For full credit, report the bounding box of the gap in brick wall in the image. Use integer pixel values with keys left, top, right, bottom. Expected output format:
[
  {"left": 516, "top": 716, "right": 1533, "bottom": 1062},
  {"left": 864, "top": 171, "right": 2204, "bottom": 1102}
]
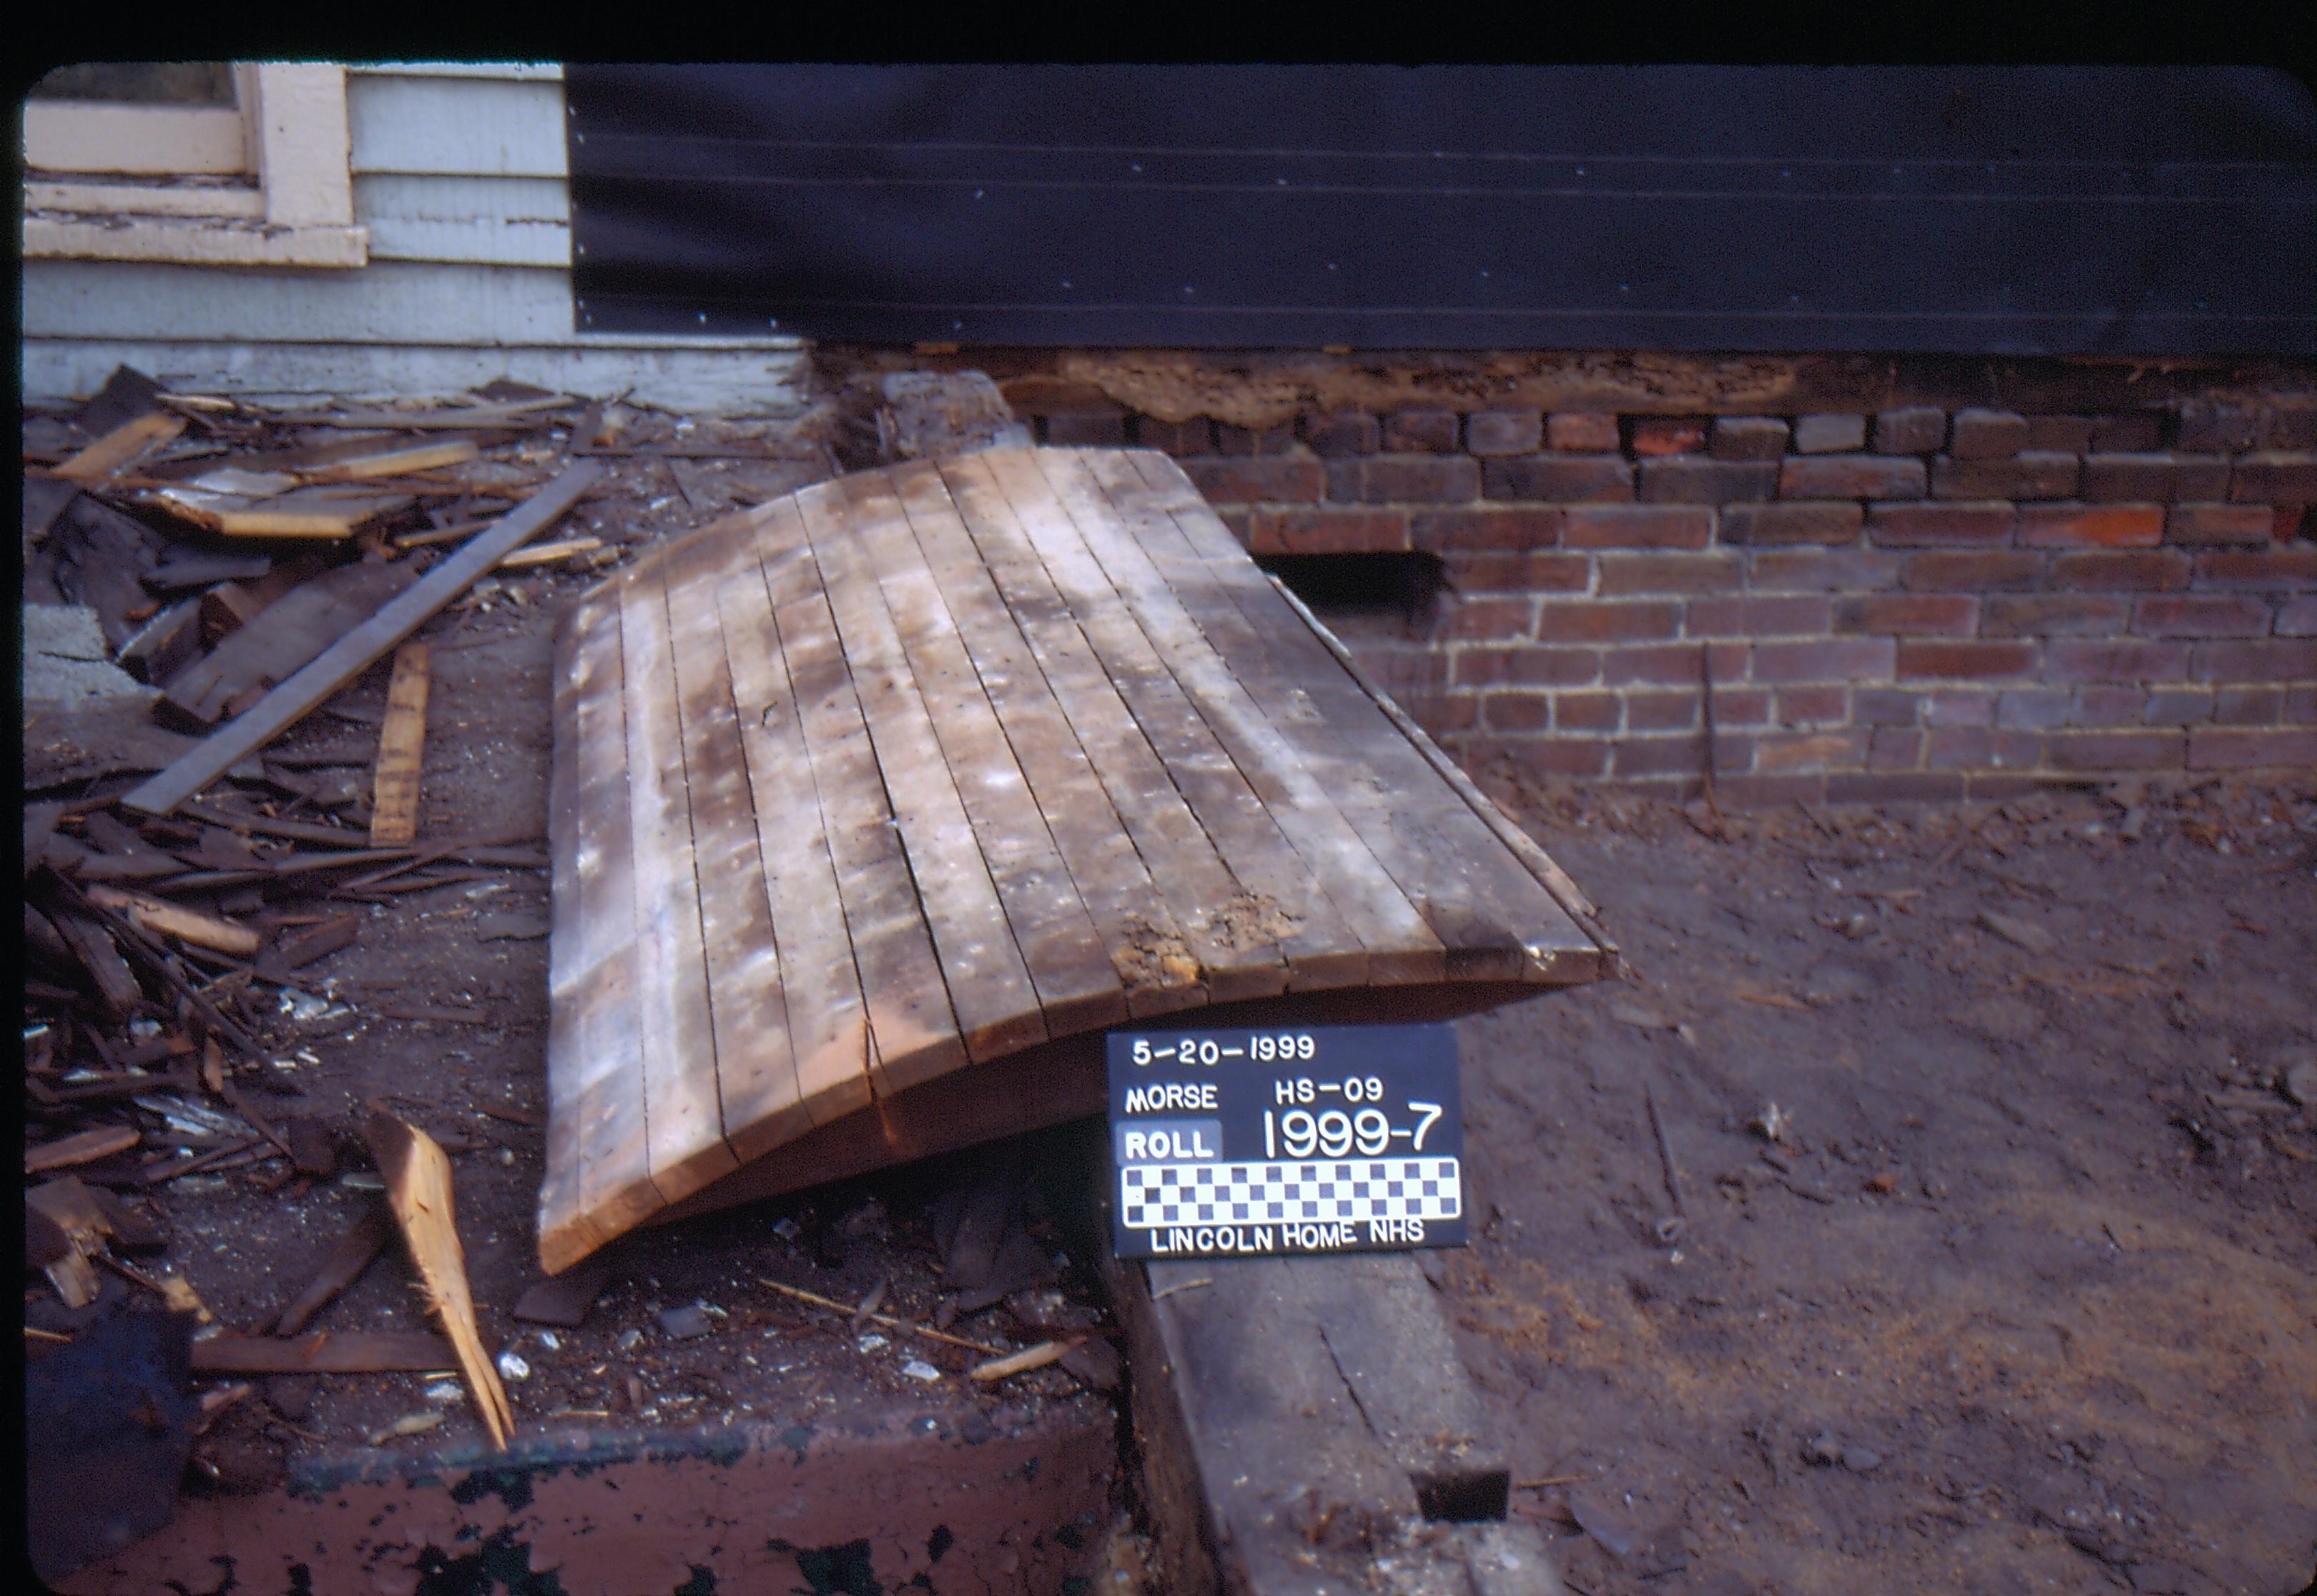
[{"left": 1258, "top": 551, "right": 1446, "bottom": 640}]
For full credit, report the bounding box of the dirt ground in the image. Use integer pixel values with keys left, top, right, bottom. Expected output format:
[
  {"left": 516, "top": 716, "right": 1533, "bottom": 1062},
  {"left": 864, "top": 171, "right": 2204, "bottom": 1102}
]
[{"left": 1444, "top": 771, "right": 2317, "bottom": 1596}]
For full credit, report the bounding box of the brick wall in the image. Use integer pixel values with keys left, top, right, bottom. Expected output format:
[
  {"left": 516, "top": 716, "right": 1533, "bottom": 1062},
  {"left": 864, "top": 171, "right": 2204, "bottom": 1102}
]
[{"left": 1035, "top": 395, "right": 2316, "bottom": 802}]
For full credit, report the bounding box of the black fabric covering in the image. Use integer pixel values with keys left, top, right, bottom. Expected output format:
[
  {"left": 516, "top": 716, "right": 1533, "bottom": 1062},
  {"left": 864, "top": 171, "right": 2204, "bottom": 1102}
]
[{"left": 566, "top": 66, "right": 2317, "bottom": 354}]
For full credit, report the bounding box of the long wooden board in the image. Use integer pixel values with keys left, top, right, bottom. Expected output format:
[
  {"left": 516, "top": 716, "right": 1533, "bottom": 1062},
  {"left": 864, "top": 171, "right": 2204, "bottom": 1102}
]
[{"left": 368, "top": 643, "right": 431, "bottom": 847}]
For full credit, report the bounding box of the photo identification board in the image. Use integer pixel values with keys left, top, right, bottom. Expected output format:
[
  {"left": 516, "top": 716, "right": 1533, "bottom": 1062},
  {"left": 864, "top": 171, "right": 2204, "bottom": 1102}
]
[{"left": 1106, "top": 1024, "right": 1466, "bottom": 1260}]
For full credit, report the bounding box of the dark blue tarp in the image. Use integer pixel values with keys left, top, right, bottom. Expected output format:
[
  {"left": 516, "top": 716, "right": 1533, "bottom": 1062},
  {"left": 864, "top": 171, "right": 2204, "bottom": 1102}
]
[{"left": 564, "top": 66, "right": 2317, "bottom": 354}]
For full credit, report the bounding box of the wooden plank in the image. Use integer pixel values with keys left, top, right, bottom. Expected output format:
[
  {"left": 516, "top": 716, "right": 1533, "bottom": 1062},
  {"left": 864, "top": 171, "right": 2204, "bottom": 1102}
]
[
  {"left": 52, "top": 410, "right": 185, "bottom": 483},
  {"left": 741, "top": 504, "right": 965, "bottom": 1100},
  {"left": 122, "top": 462, "right": 603, "bottom": 817},
  {"left": 368, "top": 642, "right": 431, "bottom": 846},
  {"left": 792, "top": 481, "right": 1049, "bottom": 1071},
  {"left": 159, "top": 561, "right": 423, "bottom": 730},
  {"left": 615, "top": 560, "right": 740, "bottom": 1206},
  {"left": 973, "top": 449, "right": 1377, "bottom": 992},
  {"left": 659, "top": 531, "right": 812, "bottom": 1164},
  {"left": 847, "top": 468, "right": 1128, "bottom": 1039},
  {"left": 83, "top": 886, "right": 260, "bottom": 958},
  {"left": 893, "top": 460, "right": 1214, "bottom": 1019},
  {"left": 298, "top": 438, "right": 480, "bottom": 482},
  {"left": 712, "top": 516, "right": 878, "bottom": 1129}
]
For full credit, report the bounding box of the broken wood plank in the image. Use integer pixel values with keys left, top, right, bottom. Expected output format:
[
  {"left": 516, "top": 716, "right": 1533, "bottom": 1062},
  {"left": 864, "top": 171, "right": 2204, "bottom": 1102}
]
[
  {"left": 84, "top": 885, "right": 260, "bottom": 957},
  {"left": 189, "top": 1330, "right": 463, "bottom": 1375},
  {"left": 51, "top": 910, "right": 144, "bottom": 1015},
  {"left": 273, "top": 1203, "right": 394, "bottom": 1336},
  {"left": 54, "top": 410, "right": 186, "bottom": 483},
  {"left": 26, "top": 1125, "right": 142, "bottom": 1175},
  {"left": 161, "top": 560, "right": 423, "bottom": 730},
  {"left": 368, "top": 643, "right": 431, "bottom": 845},
  {"left": 297, "top": 438, "right": 480, "bottom": 482},
  {"left": 122, "top": 462, "right": 604, "bottom": 816},
  {"left": 496, "top": 536, "right": 604, "bottom": 570},
  {"left": 253, "top": 915, "right": 360, "bottom": 984}
]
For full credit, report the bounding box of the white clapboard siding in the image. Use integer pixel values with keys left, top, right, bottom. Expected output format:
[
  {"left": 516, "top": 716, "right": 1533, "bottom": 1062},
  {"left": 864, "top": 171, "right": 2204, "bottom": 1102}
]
[
  {"left": 346, "top": 62, "right": 564, "bottom": 82},
  {"left": 348, "top": 74, "right": 568, "bottom": 178},
  {"left": 356, "top": 175, "right": 570, "bottom": 267}
]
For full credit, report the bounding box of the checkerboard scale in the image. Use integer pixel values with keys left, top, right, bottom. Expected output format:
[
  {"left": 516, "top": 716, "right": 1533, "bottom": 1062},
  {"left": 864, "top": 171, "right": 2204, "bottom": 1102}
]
[{"left": 1119, "top": 1159, "right": 1462, "bottom": 1229}]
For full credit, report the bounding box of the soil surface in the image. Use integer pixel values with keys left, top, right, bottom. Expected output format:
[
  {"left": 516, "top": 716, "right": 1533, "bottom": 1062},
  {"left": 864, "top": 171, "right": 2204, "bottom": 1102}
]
[{"left": 1442, "top": 772, "right": 2317, "bottom": 1596}]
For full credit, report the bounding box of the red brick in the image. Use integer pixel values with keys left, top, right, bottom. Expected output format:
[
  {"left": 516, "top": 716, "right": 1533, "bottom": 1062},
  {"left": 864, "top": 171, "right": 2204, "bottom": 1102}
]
[
  {"left": 2017, "top": 503, "right": 2165, "bottom": 548},
  {"left": 1517, "top": 739, "right": 1613, "bottom": 777},
  {"left": 2176, "top": 401, "right": 2262, "bottom": 453},
  {"left": 1535, "top": 601, "right": 1683, "bottom": 642},
  {"left": 2080, "top": 453, "right": 2228, "bottom": 503},
  {"left": 1214, "top": 422, "right": 1295, "bottom": 455},
  {"left": 1964, "top": 772, "right": 2074, "bottom": 801},
  {"left": 2288, "top": 685, "right": 2317, "bottom": 722},
  {"left": 1899, "top": 551, "right": 2042, "bottom": 591},
  {"left": 1181, "top": 455, "right": 1324, "bottom": 504},
  {"left": 2071, "top": 686, "right": 2144, "bottom": 726},
  {"left": 2132, "top": 595, "right": 2273, "bottom": 638},
  {"left": 2189, "top": 639, "right": 2317, "bottom": 681},
  {"left": 2141, "top": 687, "right": 2215, "bottom": 724},
  {"left": 1561, "top": 505, "right": 1713, "bottom": 551},
  {"left": 1718, "top": 503, "right": 1863, "bottom": 545},
  {"left": 2048, "top": 730, "right": 2187, "bottom": 769},
  {"left": 1827, "top": 772, "right": 1967, "bottom": 803},
  {"left": 1410, "top": 507, "right": 1564, "bottom": 551},
  {"left": 1481, "top": 455, "right": 1635, "bottom": 502},
  {"left": 1949, "top": 408, "right": 2030, "bottom": 460},
  {"left": 2281, "top": 596, "right": 2317, "bottom": 636},
  {"left": 2197, "top": 551, "right": 2317, "bottom": 593},
  {"left": 1299, "top": 411, "right": 1376, "bottom": 456},
  {"left": 1868, "top": 501, "right": 2015, "bottom": 546},
  {"left": 1856, "top": 688, "right": 1924, "bottom": 725},
  {"left": 1836, "top": 594, "right": 1979, "bottom": 635},
  {"left": 2044, "top": 639, "right": 2195, "bottom": 683},
  {"left": 1382, "top": 410, "right": 1461, "bottom": 453},
  {"left": 1453, "top": 647, "right": 1601, "bottom": 688},
  {"left": 1924, "top": 690, "right": 1995, "bottom": 726},
  {"left": 2023, "top": 415, "right": 2097, "bottom": 453},
  {"left": 1932, "top": 452, "right": 2080, "bottom": 500},
  {"left": 1638, "top": 458, "right": 1777, "bottom": 505},
  {"left": 1685, "top": 596, "right": 1834, "bottom": 636},
  {"left": 1465, "top": 410, "right": 1543, "bottom": 456},
  {"left": 1792, "top": 415, "right": 1867, "bottom": 454},
  {"left": 1626, "top": 689, "right": 1701, "bottom": 731},
  {"left": 1603, "top": 642, "right": 1748, "bottom": 687},
  {"left": 2090, "top": 413, "right": 2164, "bottom": 451},
  {"left": 1979, "top": 593, "right": 2133, "bottom": 636},
  {"left": 1135, "top": 416, "right": 1212, "bottom": 455},
  {"left": 1869, "top": 726, "right": 1925, "bottom": 768},
  {"left": 2167, "top": 503, "right": 2274, "bottom": 546},
  {"left": 2230, "top": 451, "right": 2317, "bottom": 503},
  {"left": 1212, "top": 507, "right": 1251, "bottom": 544},
  {"left": 1347, "top": 646, "right": 1448, "bottom": 696},
  {"left": 1555, "top": 691, "right": 1623, "bottom": 731},
  {"left": 1710, "top": 416, "right": 1789, "bottom": 461},
  {"left": 1438, "top": 596, "right": 1537, "bottom": 640},
  {"left": 1547, "top": 413, "right": 1620, "bottom": 452},
  {"left": 1780, "top": 455, "right": 1927, "bottom": 500},
  {"left": 2210, "top": 686, "right": 2281, "bottom": 725},
  {"left": 2188, "top": 727, "right": 2317, "bottom": 769},
  {"left": 1753, "top": 548, "right": 1905, "bottom": 590},
  {"left": 1756, "top": 729, "right": 1869, "bottom": 772},
  {"left": 1401, "top": 694, "right": 1480, "bottom": 734},
  {"left": 1775, "top": 686, "right": 1849, "bottom": 724},
  {"left": 1480, "top": 691, "right": 1554, "bottom": 732},
  {"left": 1898, "top": 640, "right": 2038, "bottom": 679},
  {"left": 1440, "top": 552, "right": 1589, "bottom": 593},
  {"left": 1872, "top": 407, "right": 1948, "bottom": 455},
  {"left": 1595, "top": 553, "right": 1743, "bottom": 595},
  {"left": 2050, "top": 551, "right": 2192, "bottom": 591},
  {"left": 1246, "top": 507, "right": 1410, "bottom": 554},
  {"left": 1043, "top": 407, "right": 1128, "bottom": 445},
  {"left": 1632, "top": 418, "right": 1706, "bottom": 456},
  {"left": 1751, "top": 637, "right": 1896, "bottom": 683},
  {"left": 1925, "top": 728, "right": 2045, "bottom": 769},
  {"left": 1330, "top": 455, "right": 1481, "bottom": 504}
]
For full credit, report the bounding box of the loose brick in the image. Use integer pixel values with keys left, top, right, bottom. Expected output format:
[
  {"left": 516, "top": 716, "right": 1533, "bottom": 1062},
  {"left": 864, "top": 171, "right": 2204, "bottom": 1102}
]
[
  {"left": 1855, "top": 688, "right": 1924, "bottom": 725},
  {"left": 2080, "top": 453, "right": 2228, "bottom": 503},
  {"left": 2090, "top": 413, "right": 2164, "bottom": 452},
  {"left": 1869, "top": 726, "right": 1925, "bottom": 769},
  {"left": 1603, "top": 641, "right": 1748, "bottom": 687},
  {"left": 1437, "top": 596, "right": 1538, "bottom": 640},
  {"left": 2165, "top": 503, "right": 2273, "bottom": 547},
  {"left": 1535, "top": 601, "right": 1683, "bottom": 642},
  {"left": 2050, "top": 550, "right": 2191, "bottom": 591},
  {"left": 1775, "top": 686, "right": 1849, "bottom": 725},
  {"left": 1718, "top": 503, "right": 1864, "bottom": 546},
  {"left": 2191, "top": 639, "right": 2317, "bottom": 681},
  {"left": 1872, "top": 406, "right": 1947, "bottom": 455},
  {"left": 2229, "top": 451, "right": 2317, "bottom": 503},
  {"left": 2023, "top": 415, "right": 2097, "bottom": 453},
  {"left": 1868, "top": 501, "right": 2015, "bottom": 546},
  {"left": 1711, "top": 416, "right": 1789, "bottom": 461},
  {"left": 1382, "top": 410, "right": 1461, "bottom": 453},
  {"left": 1625, "top": 689, "right": 1701, "bottom": 731},
  {"left": 1453, "top": 646, "right": 1602, "bottom": 688},
  {"left": 1632, "top": 418, "right": 1707, "bottom": 456},
  {"left": 1981, "top": 593, "right": 2133, "bottom": 636},
  {"left": 1181, "top": 455, "right": 1324, "bottom": 504},
  {"left": 2188, "top": 727, "right": 2317, "bottom": 769},
  {"left": 1754, "top": 548, "right": 1906, "bottom": 590},
  {"left": 1482, "top": 454, "right": 1635, "bottom": 502},
  {"left": 1547, "top": 413, "right": 1620, "bottom": 452},
  {"left": 2017, "top": 503, "right": 2165, "bottom": 548},
  {"left": 1949, "top": 408, "right": 2030, "bottom": 460},
  {"left": 2175, "top": 401, "right": 2261, "bottom": 453},
  {"left": 1410, "top": 507, "right": 1564, "bottom": 552},
  {"left": 1685, "top": 595, "right": 1834, "bottom": 636},
  {"left": 1995, "top": 689, "right": 2072, "bottom": 729},
  {"left": 1792, "top": 414, "right": 1867, "bottom": 454},
  {"left": 2071, "top": 686, "right": 2144, "bottom": 726},
  {"left": 1924, "top": 691, "right": 1996, "bottom": 726},
  {"left": 1214, "top": 422, "right": 1296, "bottom": 455},
  {"left": 1751, "top": 637, "right": 1896, "bottom": 683},
  {"left": 1465, "top": 410, "right": 1543, "bottom": 456},
  {"left": 1043, "top": 407, "right": 1129, "bottom": 445},
  {"left": 1828, "top": 771, "right": 1969, "bottom": 803},
  {"left": 1480, "top": 691, "right": 1554, "bottom": 732},
  {"left": 1780, "top": 455, "right": 1927, "bottom": 501},
  {"left": 2279, "top": 596, "right": 2317, "bottom": 636},
  {"left": 1757, "top": 729, "right": 1869, "bottom": 772},
  {"left": 2139, "top": 689, "right": 2213, "bottom": 725},
  {"left": 2213, "top": 686, "right": 2284, "bottom": 725},
  {"left": 1595, "top": 553, "right": 1744, "bottom": 595},
  {"left": 1135, "top": 416, "right": 1213, "bottom": 455},
  {"left": 1837, "top": 593, "right": 1979, "bottom": 635},
  {"left": 1331, "top": 455, "right": 1482, "bottom": 504},
  {"left": 1926, "top": 728, "right": 2045, "bottom": 769},
  {"left": 1555, "top": 691, "right": 1623, "bottom": 732},
  {"left": 2049, "top": 730, "right": 2187, "bottom": 769},
  {"left": 1299, "top": 411, "right": 1376, "bottom": 456},
  {"left": 1899, "top": 551, "right": 2042, "bottom": 591},
  {"left": 1440, "top": 552, "right": 1589, "bottom": 593},
  {"left": 1561, "top": 505, "right": 1713, "bottom": 551},
  {"left": 1638, "top": 457, "right": 1779, "bottom": 505},
  {"left": 2044, "top": 639, "right": 2194, "bottom": 683},
  {"left": 2132, "top": 594, "right": 2272, "bottom": 638},
  {"left": 1932, "top": 452, "right": 2081, "bottom": 500},
  {"left": 1247, "top": 506, "right": 1410, "bottom": 554},
  {"left": 1898, "top": 639, "right": 2038, "bottom": 679}
]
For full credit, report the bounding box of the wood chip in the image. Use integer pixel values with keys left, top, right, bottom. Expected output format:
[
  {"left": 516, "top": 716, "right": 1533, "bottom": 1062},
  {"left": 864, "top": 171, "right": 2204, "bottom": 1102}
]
[{"left": 970, "top": 1337, "right": 1083, "bottom": 1382}]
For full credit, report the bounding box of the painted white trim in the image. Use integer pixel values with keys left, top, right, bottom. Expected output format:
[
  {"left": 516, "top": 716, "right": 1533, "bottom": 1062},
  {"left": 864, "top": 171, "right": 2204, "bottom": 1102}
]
[
  {"left": 21, "top": 102, "right": 249, "bottom": 175},
  {"left": 345, "top": 62, "right": 563, "bottom": 82},
  {"left": 25, "top": 179, "right": 265, "bottom": 219},
  {"left": 21, "top": 220, "right": 368, "bottom": 268}
]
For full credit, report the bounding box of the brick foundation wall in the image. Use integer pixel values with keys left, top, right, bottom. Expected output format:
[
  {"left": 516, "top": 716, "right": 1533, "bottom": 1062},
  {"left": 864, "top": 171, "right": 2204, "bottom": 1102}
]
[{"left": 1037, "top": 393, "right": 2317, "bottom": 802}]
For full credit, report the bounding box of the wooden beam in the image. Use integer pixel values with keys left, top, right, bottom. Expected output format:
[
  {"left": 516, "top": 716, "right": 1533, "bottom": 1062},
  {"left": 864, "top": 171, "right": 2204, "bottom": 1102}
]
[
  {"left": 52, "top": 411, "right": 186, "bottom": 483},
  {"left": 368, "top": 644, "right": 431, "bottom": 846},
  {"left": 122, "top": 462, "right": 603, "bottom": 816}
]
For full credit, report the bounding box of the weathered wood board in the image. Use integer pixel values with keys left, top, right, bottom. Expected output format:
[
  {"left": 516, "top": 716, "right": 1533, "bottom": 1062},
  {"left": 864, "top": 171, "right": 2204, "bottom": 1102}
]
[{"left": 540, "top": 448, "right": 1611, "bottom": 1273}]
